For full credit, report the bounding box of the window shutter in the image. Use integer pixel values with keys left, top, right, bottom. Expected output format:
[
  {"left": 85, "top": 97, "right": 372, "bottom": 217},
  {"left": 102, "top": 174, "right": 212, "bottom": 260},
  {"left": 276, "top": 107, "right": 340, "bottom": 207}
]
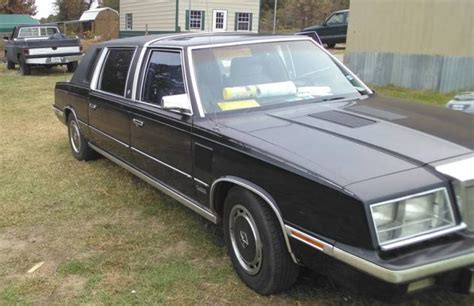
[
  {"left": 234, "top": 13, "right": 238, "bottom": 31},
  {"left": 201, "top": 11, "right": 205, "bottom": 30},
  {"left": 185, "top": 10, "right": 190, "bottom": 30},
  {"left": 249, "top": 13, "right": 253, "bottom": 31}
]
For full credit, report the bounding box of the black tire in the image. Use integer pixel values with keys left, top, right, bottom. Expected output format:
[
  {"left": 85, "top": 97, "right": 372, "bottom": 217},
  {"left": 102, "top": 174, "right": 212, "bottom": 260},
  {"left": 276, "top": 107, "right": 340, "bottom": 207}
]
[
  {"left": 67, "top": 61, "right": 78, "bottom": 73},
  {"left": 67, "top": 114, "right": 98, "bottom": 161},
  {"left": 6, "top": 57, "right": 15, "bottom": 69},
  {"left": 326, "top": 43, "right": 336, "bottom": 48},
  {"left": 223, "top": 187, "right": 299, "bottom": 295},
  {"left": 19, "top": 57, "right": 31, "bottom": 75}
]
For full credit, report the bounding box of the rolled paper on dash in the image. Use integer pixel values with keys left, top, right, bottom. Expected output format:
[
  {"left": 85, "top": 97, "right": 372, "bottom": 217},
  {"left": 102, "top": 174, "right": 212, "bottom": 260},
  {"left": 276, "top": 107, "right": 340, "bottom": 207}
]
[{"left": 223, "top": 81, "right": 298, "bottom": 100}]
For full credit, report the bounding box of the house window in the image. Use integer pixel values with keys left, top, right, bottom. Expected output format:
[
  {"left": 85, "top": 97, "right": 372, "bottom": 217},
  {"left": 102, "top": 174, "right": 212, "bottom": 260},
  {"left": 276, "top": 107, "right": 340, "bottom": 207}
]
[
  {"left": 125, "top": 13, "right": 133, "bottom": 30},
  {"left": 188, "top": 10, "right": 204, "bottom": 30},
  {"left": 235, "top": 13, "right": 251, "bottom": 31}
]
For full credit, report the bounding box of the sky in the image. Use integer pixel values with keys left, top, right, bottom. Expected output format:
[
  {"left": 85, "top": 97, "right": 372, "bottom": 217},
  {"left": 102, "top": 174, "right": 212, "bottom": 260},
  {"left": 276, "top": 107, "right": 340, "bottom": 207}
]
[
  {"left": 34, "top": 0, "right": 55, "bottom": 19},
  {"left": 34, "top": 0, "right": 100, "bottom": 19}
]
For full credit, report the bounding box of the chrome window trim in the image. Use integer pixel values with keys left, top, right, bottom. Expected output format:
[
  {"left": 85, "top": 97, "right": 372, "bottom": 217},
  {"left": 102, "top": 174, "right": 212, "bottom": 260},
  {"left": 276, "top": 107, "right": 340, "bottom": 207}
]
[
  {"left": 94, "top": 47, "right": 138, "bottom": 97},
  {"left": 369, "top": 187, "right": 460, "bottom": 251},
  {"left": 187, "top": 36, "right": 373, "bottom": 117},
  {"left": 89, "top": 125, "right": 130, "bottom": 148},
  {"left": 88, "top": 142, "right": 217, "bottom": 223},
  {"left": 210, "top": 176, "right": 298, "bottom": 263},
  {"left": 90, "top": 47, "right": 109, "bottom": 91},
  {"left": 134, "top": 47, "right": 194, "bottom": 116},
  {"left": 131, "top": 32, "right": 214, "bottom": 100},
  {"left": 131, "top": 147, "right": 192, "bottom": 178}
]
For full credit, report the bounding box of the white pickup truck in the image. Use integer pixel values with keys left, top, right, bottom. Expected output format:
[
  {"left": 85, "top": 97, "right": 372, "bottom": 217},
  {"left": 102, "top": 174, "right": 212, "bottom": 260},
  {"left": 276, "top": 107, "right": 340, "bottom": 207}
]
[{"left": 4, "top": 24, "right": 82, "bottom": 75}]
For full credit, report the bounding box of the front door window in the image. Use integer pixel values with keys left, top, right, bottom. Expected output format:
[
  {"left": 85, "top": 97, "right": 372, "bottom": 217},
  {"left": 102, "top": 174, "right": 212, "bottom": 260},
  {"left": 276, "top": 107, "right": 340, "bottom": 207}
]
[{"left": 213, "top": 10, "right": 227, "bottom": 32}]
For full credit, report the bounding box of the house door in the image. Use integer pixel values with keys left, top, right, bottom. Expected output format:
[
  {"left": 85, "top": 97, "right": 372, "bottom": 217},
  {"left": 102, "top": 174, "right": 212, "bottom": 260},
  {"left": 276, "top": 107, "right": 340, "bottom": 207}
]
[{"left": 212, "top": 10, "right": 227, "bottom": 32}]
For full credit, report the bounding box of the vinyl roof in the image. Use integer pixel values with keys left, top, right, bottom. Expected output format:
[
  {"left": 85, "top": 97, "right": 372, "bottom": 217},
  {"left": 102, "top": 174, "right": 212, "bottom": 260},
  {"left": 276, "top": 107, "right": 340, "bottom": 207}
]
[{"left": 96, "top": 32, "right": 309, "bottom": 48}]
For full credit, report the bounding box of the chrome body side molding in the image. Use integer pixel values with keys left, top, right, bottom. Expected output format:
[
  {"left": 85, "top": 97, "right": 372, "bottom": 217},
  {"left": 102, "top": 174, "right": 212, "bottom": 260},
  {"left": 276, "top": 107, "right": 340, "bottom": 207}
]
[
  {"left": 210, "top": 176, "right": 298, "bottom": 263},
  {"left": 89, "top": 125, "right": 130, "bottom": 148},
  {"left": 88, "top": 143, "right": 218, "bottom": 223},
  {"left": 131, "top": 147, "right": 192, "bottom": 178}
]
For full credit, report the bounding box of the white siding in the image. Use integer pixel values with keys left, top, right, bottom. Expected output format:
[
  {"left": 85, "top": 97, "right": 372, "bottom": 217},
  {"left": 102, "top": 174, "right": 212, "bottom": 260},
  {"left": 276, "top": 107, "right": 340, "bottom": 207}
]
[
  {"left": 179, "top": 0, "right": 259, "bottom": 33},
  {"left": 120, "top": 0, "right": 176, "bottom": 32},
  {"left": 119, "top": 0, "right": 260, "bottom": 33}
]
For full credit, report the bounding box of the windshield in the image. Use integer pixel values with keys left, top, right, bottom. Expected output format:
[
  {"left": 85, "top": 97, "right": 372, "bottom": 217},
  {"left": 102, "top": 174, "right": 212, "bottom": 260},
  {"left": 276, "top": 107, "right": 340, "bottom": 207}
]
[{"left": 191, "top": 40, "right": 366, "bottom": 114}]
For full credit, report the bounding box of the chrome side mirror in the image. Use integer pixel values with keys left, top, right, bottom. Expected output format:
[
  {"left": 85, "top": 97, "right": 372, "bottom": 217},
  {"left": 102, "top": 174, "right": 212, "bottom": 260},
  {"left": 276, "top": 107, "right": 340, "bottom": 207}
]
[{"left": 161, "top": 94, "right": 192, "bottom": 115}]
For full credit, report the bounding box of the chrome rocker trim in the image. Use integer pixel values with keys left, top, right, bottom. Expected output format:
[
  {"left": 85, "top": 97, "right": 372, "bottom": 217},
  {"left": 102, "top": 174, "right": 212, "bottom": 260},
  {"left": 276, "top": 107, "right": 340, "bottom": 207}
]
[
  {"left": 88, "top": 142, "right": 218, "bottom": 223},
  {"left": 287, "top": 225, "right": 474, "bottom": 284},
  {"left": 52, "top": 105, "right": 64, "bottom": 117}
]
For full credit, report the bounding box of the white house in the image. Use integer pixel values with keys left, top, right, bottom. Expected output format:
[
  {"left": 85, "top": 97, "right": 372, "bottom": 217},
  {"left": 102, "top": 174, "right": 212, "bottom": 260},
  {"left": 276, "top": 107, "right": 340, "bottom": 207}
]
[{"left": 119, "top": 0, "right": 260, "bottom": 37}]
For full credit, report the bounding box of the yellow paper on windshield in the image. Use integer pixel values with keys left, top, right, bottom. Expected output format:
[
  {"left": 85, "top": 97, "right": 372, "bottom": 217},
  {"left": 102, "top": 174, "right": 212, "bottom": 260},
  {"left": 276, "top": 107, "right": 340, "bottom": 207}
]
[{"left": 218, "top": 100, "right": 260, "bottom": 111}]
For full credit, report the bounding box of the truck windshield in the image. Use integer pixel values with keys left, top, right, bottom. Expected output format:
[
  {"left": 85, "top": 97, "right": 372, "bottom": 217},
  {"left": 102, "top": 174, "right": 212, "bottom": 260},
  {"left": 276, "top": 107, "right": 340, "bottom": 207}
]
[
  {"left": 18, "top": 27, "right": 59, "bottom": 38},
  {"left": 191, "top": 40, "right": 366, "bottom": 113}
]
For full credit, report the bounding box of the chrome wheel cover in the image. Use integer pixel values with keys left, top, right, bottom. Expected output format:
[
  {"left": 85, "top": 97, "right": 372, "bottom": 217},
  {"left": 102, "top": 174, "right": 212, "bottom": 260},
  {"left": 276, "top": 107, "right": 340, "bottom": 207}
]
[
  {"left": 69, "top": 120, "right": 81, "bottom": 154},
  {"left": 229, "top": 204, "right": 263, "bottom": 275}
]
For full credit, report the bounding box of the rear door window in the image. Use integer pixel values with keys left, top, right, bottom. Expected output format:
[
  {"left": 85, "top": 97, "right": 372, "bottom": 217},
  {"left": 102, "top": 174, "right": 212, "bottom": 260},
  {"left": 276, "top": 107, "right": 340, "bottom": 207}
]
[
  {"left": 99, "top": 49, "right": 135, "bottom": 96},
  {"left": 142, "top": 50, "right": 185, "bottom": 105}
]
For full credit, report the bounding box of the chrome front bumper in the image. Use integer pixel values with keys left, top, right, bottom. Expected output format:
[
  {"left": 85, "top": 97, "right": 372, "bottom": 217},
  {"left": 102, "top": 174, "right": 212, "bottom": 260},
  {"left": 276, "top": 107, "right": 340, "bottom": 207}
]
[{"left": 25, "top": 55, "right": 82, "bottom": 65}]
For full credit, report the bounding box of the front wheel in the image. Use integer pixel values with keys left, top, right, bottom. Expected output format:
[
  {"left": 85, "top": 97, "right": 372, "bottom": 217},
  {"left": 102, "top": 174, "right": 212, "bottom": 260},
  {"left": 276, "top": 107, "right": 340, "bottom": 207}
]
[
  {"left": 223, "top": 187, "right": 299, "bottom": 295},
  {"left": 67, "top": 115, "right": 98, "bottom": 161}
]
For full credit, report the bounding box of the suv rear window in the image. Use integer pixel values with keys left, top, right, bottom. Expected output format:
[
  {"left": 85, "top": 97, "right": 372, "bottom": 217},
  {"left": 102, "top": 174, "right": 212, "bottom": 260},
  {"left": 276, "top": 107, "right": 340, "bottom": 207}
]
[{"left": 99, "top": 49, "right": 135, "bottom": 96}]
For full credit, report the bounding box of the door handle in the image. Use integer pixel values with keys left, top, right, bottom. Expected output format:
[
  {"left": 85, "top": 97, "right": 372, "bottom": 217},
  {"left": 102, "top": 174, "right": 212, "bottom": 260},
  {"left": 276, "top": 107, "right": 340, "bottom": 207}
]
[
  {"left": 89, "top": 103, "right": 97, "bottom": 110},
  {"left": 132, "top": 118, "right": 144, "bottom": 127}
]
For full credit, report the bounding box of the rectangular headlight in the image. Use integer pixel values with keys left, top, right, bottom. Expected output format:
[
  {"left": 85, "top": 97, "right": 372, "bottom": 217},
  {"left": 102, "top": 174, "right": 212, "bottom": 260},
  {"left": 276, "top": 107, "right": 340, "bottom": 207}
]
[{"left": 371, "top": 188, "right": 456, "bottom": 249}]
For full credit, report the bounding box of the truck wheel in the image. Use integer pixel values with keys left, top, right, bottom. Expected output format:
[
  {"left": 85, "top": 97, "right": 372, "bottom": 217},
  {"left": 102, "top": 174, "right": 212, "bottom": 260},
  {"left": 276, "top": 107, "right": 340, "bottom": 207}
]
[
  {"left": 67, "top": 62, "right": 78, "bottom": 73},
  {"left": 223, "top": 187, "right": 299, "bottom": 295},
  {"left": 6, "top": 59, "right": 15, "bottom": 70},
  {"left": 19, "top": 58, "right": 31, "bottom": 75},
  {"left": 67, "top": 115, "right": 98, "bottom": 161}
]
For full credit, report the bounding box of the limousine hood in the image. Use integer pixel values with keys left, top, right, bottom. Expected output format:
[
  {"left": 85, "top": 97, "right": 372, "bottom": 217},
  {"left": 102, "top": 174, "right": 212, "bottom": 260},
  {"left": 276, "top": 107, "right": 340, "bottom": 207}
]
[{"left": 216, "top": 95, "right": 473, "bottom": 187}]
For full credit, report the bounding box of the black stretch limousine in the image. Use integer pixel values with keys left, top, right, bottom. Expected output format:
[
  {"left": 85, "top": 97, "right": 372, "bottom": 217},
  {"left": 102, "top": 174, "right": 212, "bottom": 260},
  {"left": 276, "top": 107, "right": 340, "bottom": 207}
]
[{"left": 52, "top": 33, "right": 474, "bottom": 298}]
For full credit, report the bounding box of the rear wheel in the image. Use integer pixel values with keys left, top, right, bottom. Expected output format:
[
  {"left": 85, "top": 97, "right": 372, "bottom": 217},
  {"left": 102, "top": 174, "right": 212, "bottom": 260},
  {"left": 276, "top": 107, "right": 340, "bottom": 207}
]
[
  {"left": 67, "top": 61, "right": 78, "bottom": 73},
  {"left": 67, "top": 114, "right": 98, "bottom": 161},
  {"left": 5, "top": 54, "right": 15, "bottom": 69},
  {"left": 223, "top": 187, "right": 299, "bottom": 295},
  {"left": 19, "top": 57, "right": 31, "bottom": 75}
]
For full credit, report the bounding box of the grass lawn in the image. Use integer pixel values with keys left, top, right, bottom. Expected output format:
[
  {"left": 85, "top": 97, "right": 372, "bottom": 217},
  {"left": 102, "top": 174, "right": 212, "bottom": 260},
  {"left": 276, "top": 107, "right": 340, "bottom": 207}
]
[
  {"left": 0, "top": 65, "right": 472, "bottom": 305},
  {"left": 372, "top": 85, "right": 454, "bottom": 107}
]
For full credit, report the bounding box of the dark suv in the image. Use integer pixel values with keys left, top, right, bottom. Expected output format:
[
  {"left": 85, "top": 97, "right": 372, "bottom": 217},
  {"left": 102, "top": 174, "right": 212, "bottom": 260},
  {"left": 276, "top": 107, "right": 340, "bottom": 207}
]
[{"left": 303, "top": 9, "right": 349, "bottom": 48}]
